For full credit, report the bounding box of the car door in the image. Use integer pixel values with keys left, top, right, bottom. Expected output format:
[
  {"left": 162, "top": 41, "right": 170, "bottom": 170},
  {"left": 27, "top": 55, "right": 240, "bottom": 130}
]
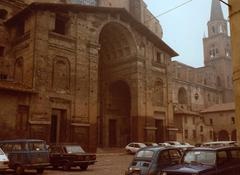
[
  {"left": 49, "top": 146, "right": 63, "bottom": 165},
  {"left": 168, "top": 149, "right": 181, "bottom": 165},
  {"left": 157, "top": 150, "right": 171, "bottom": 170},
  {"left": 229, "top": 149, "right": 240, "bottom": 175},
  {"left": 216, "top": 150, "right": 233, "bottom": 175}
]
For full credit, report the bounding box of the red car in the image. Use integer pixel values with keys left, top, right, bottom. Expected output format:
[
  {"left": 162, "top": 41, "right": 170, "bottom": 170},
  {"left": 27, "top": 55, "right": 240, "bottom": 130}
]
[{"left": 48, "top": 144, "right": 96, "bottom": 171}]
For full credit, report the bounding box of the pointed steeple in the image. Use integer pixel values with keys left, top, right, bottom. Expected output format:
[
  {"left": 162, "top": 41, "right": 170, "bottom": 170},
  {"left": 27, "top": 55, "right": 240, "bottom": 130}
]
[{"left": 210, "top": 0, "right": 224, "bottom": 21}]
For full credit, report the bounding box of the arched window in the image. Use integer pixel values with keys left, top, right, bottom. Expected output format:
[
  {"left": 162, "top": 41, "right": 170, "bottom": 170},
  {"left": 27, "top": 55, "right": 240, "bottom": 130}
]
[
  {"left": 14, "top": 57, "right": 24, "bottom": 82},
  {"left": 178, "top": 87, "right": 187, "bottom": 104},
  {"left": 153, "top": 80, "right": 164, "bottom": 106},
  {"left": 53, "top": 57, "right": 70, "bottom": 91}
]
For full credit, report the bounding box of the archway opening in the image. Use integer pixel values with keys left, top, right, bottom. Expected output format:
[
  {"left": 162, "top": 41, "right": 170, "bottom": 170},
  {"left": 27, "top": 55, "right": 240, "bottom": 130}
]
[
  {"left": 98, "top": 22, "right": 135, "bottom": 147},
  {"left": 218, "top": 130, "right": 229, "bottom": 141}
]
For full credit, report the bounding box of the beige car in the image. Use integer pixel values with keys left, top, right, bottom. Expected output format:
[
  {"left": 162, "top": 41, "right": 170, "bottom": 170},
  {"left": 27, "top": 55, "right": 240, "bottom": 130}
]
[{"left": 0, "top": 148, "right": 9, "bottom": 170}]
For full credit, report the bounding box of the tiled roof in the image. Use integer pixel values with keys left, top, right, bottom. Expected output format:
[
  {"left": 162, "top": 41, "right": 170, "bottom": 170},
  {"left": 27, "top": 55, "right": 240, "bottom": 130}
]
[{"left": 200, "top": 102, "right": 235, "bottom": 113}]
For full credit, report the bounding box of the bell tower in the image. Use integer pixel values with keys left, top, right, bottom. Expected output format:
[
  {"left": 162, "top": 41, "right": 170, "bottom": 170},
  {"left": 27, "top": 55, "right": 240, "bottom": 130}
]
[{"left": 203, "top": 0, "right": 233, "bottom": 102}]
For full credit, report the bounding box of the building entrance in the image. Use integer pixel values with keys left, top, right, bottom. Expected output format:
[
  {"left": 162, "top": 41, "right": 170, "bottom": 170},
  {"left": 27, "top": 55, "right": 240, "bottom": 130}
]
[{"left": 50, "top": 109, "right": 67, "bottom": 143}]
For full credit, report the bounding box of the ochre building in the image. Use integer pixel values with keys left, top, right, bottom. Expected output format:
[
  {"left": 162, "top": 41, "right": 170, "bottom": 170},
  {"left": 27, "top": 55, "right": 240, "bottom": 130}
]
[
  {"left": 170, "top": 0, "right": 235, "bottom": 144},
  {"left": 0, "top": 0, "right": 177, "bottom": 151}
]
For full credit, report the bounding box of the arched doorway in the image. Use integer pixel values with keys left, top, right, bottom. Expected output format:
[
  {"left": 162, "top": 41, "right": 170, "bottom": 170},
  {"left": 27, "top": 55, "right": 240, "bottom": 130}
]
[
  {"left": 218, "top": 130, "right": 229, "bottom": 141},
  {"left": 98, "top": 22, "right": 136, "bottom": 147}
]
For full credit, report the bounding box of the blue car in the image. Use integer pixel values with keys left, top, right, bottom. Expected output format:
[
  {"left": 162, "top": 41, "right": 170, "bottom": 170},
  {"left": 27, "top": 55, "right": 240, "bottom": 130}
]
[
  {"left": 160, "top": 146, "right": 240, "bottom": 175},
  {"left": 125, "top": 146, "right": 182, "bottom": 175},
  {"left": 0, "top": 139, "right": 49, "bottom": 175}
]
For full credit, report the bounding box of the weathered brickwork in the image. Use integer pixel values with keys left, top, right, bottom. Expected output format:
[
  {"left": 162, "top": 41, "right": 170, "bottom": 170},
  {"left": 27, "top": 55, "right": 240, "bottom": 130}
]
[{"left": 0, "top": 1, "right": 177, "bottom": 151}]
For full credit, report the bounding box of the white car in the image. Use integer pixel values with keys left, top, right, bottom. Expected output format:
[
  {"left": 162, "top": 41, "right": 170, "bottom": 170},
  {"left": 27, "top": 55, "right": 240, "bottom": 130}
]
[
  {"left": 158, "top": 142, "right": 171, "bottom": 147},
  {"left": 0, "top": 148, "right": 9, "bottom": 170},
  {"left": 125, "top": 142, "right": 146, "bottom": 154}
]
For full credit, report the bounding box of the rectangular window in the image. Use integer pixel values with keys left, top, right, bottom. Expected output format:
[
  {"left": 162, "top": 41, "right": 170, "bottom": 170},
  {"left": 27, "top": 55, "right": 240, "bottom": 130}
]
[
  {"left": 193, "top": 130, "right": 196, "bottom": 139},
  {"left": 210, "top": 118, "right": 213, "bottom": 125},
  {"left": 184, "top": 129, "right": 188, "bottom": 139},
  {"left": 156, "top": 52, "right": 165, "bottom": 64},
  {"left": 0, "top": 46, "right": 4, "bottom": 56},
  {"left": 200, "top": 126, "right": 203, "bottom": 132},
  {"left": 232, "top": 117, "right": 235, "bottom": 124},
  {"left": 54, "top": 14, "right": 69, "bottom": 35}
]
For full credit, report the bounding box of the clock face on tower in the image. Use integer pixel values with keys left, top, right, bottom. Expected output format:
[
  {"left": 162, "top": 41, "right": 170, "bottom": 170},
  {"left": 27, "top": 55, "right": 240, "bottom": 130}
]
[{"left": 70, "top": 0, "right": 97, "bottom": 6}]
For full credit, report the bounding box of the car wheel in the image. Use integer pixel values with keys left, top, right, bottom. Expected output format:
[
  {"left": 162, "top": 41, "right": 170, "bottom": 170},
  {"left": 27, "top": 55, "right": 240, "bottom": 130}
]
[
  {"left": 80, "top": 164, "right": 88, "bottom": 171},
  {"left": 36, "top": 168, "right": 44, "bottom": 174},
  {"left": 16, "top": 165, "right": 24, "bottom": 175},
  {"left": 63, "top": 163, "right": 71, "bottom": 171}
]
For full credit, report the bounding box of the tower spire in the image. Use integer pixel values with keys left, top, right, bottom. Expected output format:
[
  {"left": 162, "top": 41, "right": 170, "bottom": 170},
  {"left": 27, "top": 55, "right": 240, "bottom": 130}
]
[{"left": 210, "top": 0, "right": 224, "bottom": 21}]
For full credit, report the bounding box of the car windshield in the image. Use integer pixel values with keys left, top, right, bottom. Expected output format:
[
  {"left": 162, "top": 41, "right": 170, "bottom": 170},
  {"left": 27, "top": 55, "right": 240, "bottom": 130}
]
[
  {"left": 184, "top": 150, "right": 216, "bottom": 165},
  {"left": 65, "top": 145, "right": 85, "bottom": 153},
  {"left": 136, "top": 150, "right": 154, "bottom": 158}
]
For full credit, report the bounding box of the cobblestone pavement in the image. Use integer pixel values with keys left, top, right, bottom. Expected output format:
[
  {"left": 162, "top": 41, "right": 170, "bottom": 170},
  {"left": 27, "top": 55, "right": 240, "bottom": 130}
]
[{"left": 3, "top": 150, "right": 134, "bottom": 175}]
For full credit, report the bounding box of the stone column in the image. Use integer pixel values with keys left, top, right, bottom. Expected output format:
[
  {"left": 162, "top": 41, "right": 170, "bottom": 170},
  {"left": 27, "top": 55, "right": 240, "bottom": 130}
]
[{"left": 229, "top": 0, "right": 240, "bottom": 142}]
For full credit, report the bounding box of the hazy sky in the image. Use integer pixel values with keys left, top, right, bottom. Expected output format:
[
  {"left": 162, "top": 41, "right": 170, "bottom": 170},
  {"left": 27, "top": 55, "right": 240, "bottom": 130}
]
[{"left": 144, "top": 0, "right": 229, "bottom": 68}]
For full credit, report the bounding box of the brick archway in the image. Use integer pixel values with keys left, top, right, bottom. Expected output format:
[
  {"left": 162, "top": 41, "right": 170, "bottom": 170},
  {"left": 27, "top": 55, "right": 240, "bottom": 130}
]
[{"left": 98, "top": 22, "right": 136, "bottom": 147}]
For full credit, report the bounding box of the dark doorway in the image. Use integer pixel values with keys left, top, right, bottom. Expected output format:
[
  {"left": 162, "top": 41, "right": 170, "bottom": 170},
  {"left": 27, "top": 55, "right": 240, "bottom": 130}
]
[
  {"left": 156, "top": 119, "right": 164, "bottom": 142},
  {"left": 109, "top": 119, "right": 117, "bottom": 147},
  {"left": 50, "top": 109, "right": 67, "bottom": 143},
  {"left": 50, "top": 114, "right": 58, "bottom": 143}
]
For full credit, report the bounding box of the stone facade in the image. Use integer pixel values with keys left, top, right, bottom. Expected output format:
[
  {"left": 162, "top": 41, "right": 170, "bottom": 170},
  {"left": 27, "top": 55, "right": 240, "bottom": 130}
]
[
  {"left": 0, "top": 0, "right": 177, "bottom": 151},
  {"left": 171, "top": 0, "right": 235, "bottom": 144},
  {"left": 201, "top": 103, "right": 236, "bottom": 141}
]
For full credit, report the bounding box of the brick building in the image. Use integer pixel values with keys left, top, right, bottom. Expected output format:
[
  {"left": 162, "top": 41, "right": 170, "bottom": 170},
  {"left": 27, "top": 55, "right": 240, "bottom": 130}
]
[
  {"left": 171, "top": 0, "right": 235, "bottom": 144},
  {"left": 0, "top": 0, "right": 177, "bottom": 151}
]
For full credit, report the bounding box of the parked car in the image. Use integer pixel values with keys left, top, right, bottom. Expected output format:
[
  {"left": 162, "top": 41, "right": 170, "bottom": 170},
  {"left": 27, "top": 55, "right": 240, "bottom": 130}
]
[
  {"left": 144, "top": 142, "right": 158, "bottom": 147},
  {"left": 0, "top": 148, "right": 9, "bottom": 171},
  {"left": 158, "top": 143, "right": 171, "bottom": 147},
  {"left": 48, "top": 144, "right": 96, "bottom": 171},
  {"left": 165, "top": 141, "right": 182, "bottom": 146},
  {"left": 0, "top": 139, "right": 49, "bottom": 175},
  {"left": 125, "top": 146, "right": 182, "bottom": 175},
  {"left": 125, "top": 142, "right": 147, "bottom": 154},
  {"left": 201, "top": 141, "right": 238, "bottom": 147},
  {"left": 160, "top": 146, "right": 240, "bottom": 175}
]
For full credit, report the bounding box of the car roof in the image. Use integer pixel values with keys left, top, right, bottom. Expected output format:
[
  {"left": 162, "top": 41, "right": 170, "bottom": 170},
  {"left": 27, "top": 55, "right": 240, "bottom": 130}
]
[
  {"left": 0, "top": 139, "right": 45, "bottom": 143},
  {"left": 202, "top": 141, "right": 236, "bottom": 144},
  {"left": 139, "top": 146, "right": 180, "bottom": 152},
  {"left": 190, "top": 145, "right": 240, "bottom": 151}
]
